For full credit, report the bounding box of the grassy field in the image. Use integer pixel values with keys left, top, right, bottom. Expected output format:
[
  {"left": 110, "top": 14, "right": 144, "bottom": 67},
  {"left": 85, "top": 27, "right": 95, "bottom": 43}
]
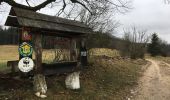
[
  {"left": 147, "top": 55, "right": 170, "bottom": 64},
  {"left": 0, "top": 45, "right": 147, "bottom": 100}
]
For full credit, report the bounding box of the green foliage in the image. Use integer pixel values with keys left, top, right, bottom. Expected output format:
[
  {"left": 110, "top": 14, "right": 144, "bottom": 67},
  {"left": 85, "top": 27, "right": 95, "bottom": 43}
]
[
  {"left": 0, "top": 62, "right": 7, "bottom": 71},
  {"left": 148, "top": 33, "right": 170, "bottom": 57},
  {"left": 159, "top": 40, "right": 170, "bottom": 57},
  {"left": 0, "top": 27, "right": 18, "bottom": 45},
  {"left": 148, "top": 33, "right": 161, "bottom": 56}
]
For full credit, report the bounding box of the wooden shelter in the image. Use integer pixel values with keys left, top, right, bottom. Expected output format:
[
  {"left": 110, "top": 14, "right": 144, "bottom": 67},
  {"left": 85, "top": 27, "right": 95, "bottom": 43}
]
[
  {"left": 5, "top": 7, "right": 92, "bottom": 37},
  {"left": 5, "top": 7, "right": 92, "bottom": 75}
]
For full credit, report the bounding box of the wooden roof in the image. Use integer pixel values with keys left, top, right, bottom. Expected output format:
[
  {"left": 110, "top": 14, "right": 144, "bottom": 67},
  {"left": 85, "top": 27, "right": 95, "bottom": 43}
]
[{"left": 5, "top": 7, "right": 92, "bottom": 37}]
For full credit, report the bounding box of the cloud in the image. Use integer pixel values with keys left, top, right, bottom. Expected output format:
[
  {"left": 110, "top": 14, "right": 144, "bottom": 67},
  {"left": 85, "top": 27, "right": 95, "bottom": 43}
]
[{"left": 116, "top": 0, "right": 170, "bottom": 42}]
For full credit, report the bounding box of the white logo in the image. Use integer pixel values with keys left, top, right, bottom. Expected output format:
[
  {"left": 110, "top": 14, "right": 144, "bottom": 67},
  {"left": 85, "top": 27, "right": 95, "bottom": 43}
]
[
  {"left": 18, "top": 57, "right": 34, "bottom": 72},
  {"left": 81, "top": 51, "right": 87, "bottom": 56}
]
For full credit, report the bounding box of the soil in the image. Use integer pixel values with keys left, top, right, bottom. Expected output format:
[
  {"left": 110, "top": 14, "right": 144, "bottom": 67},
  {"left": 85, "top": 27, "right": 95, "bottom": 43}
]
[
  {"left": 0, "top": 73, "right": 32, "bottom": 90},
  {"left": 133, "top": 59, "right": 170, "bottom": 100}
]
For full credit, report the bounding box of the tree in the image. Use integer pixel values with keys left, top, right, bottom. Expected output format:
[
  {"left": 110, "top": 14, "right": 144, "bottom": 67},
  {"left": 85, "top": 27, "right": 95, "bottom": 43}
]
[
  {"left": 0, "top": 0, "right": 131, "bottom": 33},
  {"left": 158, "top": 39, "right": 170, "bottom": 57},
  {"left": 120, "top": 27, "right": 150, "bottom": 59},
  {"left": 0, "top": 27, "right": 18, "bottom": 45},
  {"left": 148, "top": 33, "right": 161, "bottom": 56},
  {"left": 0, "top": 0, "right": 130, "bottom": 13}
]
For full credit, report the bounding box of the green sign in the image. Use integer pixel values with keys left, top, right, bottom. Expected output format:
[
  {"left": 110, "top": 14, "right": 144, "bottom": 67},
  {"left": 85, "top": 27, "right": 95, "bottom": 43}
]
[{"left": 19, "top": 42, "right": 33, "bottom": 57}]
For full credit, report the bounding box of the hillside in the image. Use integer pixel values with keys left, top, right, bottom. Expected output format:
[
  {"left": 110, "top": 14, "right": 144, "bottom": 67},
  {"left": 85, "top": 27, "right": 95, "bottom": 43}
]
[{"left": 0, "top": 45, "right": 148, "bottom": 99}]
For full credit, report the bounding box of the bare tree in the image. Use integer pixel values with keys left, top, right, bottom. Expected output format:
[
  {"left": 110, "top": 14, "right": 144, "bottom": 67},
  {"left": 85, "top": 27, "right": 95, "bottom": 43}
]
[
  {"left": 0, "top": 0, "right": 132, "bottom": 33},
  {"left": 120, "top": 27, "right": 150, "bottom": 59},
  {"left": 0, "top": 0, "right": 131, "bottom": 12},
  {"left": 73, "top": 7, "right": 120, "bottom": 33},
  {"left": 54, "top": 0, "right": 131, "bottom": 33}
]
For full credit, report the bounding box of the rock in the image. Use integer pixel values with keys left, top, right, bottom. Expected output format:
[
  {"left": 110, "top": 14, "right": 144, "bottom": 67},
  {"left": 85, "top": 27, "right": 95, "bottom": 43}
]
[
  {"left": 35, "top": 92, "right": 41, "bottom": 97},
  {"left": 40, "top": 94, "right": 47, "bottom": 98},
  {"left": 65, "top": 71, "right": 80, "bottom": 89},
  {"left": 35, "top": 92, "right": 47, "bottom": 98}
]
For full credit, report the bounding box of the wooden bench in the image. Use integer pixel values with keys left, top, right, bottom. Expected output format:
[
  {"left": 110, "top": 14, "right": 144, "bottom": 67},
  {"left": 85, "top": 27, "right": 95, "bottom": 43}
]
[
  {"left": 7, "top": 60, "right": 20, "bottom": 76},
  {"left": 42, "top": 61, "right": 79, "bottom": 76}
]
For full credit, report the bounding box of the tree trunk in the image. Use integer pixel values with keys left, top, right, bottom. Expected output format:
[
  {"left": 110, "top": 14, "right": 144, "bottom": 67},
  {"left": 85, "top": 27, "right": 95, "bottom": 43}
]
[{"left": 33, "top": 33, "right": 47, "bottom": 98}]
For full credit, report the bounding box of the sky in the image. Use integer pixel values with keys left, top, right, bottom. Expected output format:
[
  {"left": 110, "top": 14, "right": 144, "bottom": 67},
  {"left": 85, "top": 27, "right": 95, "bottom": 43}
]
[
  {"left": 0, "top": 0, "right": 170, "bottom": 42},
  {"left": 115, "top": 0, "right": 170, "bottom": 43}
]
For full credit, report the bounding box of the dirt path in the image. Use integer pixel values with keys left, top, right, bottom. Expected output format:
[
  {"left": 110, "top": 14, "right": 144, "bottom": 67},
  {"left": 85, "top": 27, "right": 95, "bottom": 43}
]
[{"left": 133, "top": 59, "right": 170, "bottom": 100}]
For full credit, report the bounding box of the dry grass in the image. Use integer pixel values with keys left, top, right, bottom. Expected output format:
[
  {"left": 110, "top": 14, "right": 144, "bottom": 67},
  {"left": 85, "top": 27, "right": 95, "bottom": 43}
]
[
  {"left": 0, "top": 56, "right": 147, "bottom": 100},
  {"left": 148, "top": 56, "right": 170, "bottom": 64},
  {"left": 0, "top": 45, "right": 147, "bottom": 100},
  {"left": 0, "top": 45, "right": 19, "bottom": 72},
  {"left": 0, "top": 45, "right": 19, "bottom": 63},
  {"left": 89, "top": 48, "right": 120, "bottom": 57}
]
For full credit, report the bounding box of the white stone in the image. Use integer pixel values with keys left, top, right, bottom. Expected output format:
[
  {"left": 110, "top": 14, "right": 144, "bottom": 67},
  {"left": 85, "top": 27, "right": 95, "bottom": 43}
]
[{"left": 65, "top": 71, "right": 80, "bottom": 89}]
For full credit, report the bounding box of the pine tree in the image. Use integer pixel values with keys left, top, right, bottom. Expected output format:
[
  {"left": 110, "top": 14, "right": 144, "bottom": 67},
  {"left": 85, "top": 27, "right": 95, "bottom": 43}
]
[{"left": 148, "top": 33, "right": 161, "bottom": 56}]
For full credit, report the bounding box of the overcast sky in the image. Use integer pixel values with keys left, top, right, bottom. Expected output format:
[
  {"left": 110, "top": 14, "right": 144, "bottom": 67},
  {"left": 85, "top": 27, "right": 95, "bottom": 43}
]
[
  {"left": 115, "top": 0, "right": 170, "bottom": 43},
  {"left": 0, "top": 0, "right": 170, "bottom": 42}
]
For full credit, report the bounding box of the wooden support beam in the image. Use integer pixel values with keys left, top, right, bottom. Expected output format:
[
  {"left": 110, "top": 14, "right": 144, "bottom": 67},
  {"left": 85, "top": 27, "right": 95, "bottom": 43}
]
[
  {"left": 33, "top": 33, "right": 47, "bottom": 98},
  {"left": 80, "top": 38, "right": 88, "bottom": 66},
  {"left": 70, "top": 38, "right": 77, "bottom": 61},
  {"left": 34, "top": 33, "right": 42, "bottom": 74}
]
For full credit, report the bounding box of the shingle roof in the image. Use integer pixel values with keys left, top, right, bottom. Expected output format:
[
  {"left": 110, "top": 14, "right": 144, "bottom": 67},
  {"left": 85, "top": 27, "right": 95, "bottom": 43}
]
[{"left": 5, "top": 7, "right": 92, "bottom": 36}]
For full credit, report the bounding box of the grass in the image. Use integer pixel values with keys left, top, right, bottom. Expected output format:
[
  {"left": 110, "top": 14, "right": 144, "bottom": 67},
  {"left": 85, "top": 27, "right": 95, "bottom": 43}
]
[
  {"left": 85, "top": 57, "right": 147, "bottom": 100},
  {"left": 0, "top": 45, "right": 147, "bottom": 100},
  {"left": 0, "top": 62, "right": 7, "bottom": 71},
  {"left": 0, "top": 57, "right": 147, "bottom": 100},
  {"left": 148, "top": 56, "right": 170, "bottom": 64},
  {"left": 89, "top": 48, "right": 120, "bottom": 57}
]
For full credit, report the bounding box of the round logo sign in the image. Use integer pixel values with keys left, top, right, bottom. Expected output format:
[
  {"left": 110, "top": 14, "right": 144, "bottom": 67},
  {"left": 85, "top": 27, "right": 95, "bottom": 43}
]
[
  {"left": 18, "top": 57, "right": 34, "bottom": 72},
  {"left": 19, "top": 42, "right": 33, "bottom": 57}
]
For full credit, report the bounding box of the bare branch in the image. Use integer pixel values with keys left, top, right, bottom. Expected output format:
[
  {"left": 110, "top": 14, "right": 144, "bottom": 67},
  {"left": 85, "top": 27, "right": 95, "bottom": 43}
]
[
  {"left": 1, "top": 0, "right": 56, "bottom": 11},
  {"left": 70, "top": 0, "right": 92, "bottom": 14},
  {"left": 26, "top": 0, "right": 31, "bottom": 7},
  {"left": 57, "top": 0, "right": 66, "bottom": 16}
]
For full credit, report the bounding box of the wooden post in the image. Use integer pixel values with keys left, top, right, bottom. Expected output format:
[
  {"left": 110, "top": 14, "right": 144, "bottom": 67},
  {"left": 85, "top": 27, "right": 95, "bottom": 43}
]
[
  {"left": 70, "top": 38, "right": 77, "bottom": 61},
  {"left": 33, "top": 33, "right": 47, "bottom": 98},
  {"left": 80, "top": 38, "right": 88, "bottom": 67},
  {"left": 34, "top": 33, "right": 42, "bottom": 74}
]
